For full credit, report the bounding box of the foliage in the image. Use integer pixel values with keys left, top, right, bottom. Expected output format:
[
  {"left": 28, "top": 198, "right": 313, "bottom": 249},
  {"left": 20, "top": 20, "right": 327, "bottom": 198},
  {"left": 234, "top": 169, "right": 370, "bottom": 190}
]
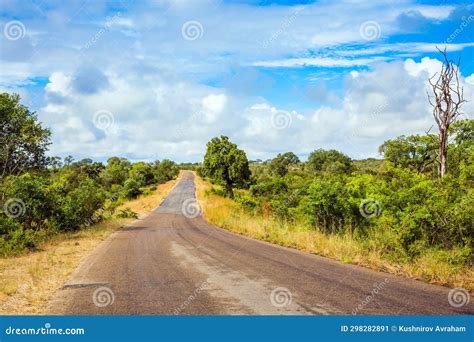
[
  {"left": 269, "top": 152, "right": 300, "bottom": 176},
  {"left": 202, "top": 136, "right": 251, "bottom": 198},
  {"left": 379, "top": 134, "right": 437, "bottom": 174},
  {"left": 0, "top": 93, "right": 52, "bottom": 177},
  {"left": 117, "top": 208, "right": 139, "bottom": 219},
  {"left": 307, "top": 149, "right": 352, "bottom": 174},
  {"left": 0, "top": 94, "right": 180, "bottom": 255},
  {"left": 216, "top": 123, "right": 474, "bottom": 267}
]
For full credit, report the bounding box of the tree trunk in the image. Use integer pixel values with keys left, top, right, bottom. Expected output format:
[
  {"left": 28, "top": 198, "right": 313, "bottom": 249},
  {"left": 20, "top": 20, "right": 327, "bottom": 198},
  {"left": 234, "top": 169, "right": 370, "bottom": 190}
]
[
  {"left": 225, "top": 181, "right": 234, "bottom": 199},
  {"left": 438, "top": 128, "right": 448, "bottom": 177}
]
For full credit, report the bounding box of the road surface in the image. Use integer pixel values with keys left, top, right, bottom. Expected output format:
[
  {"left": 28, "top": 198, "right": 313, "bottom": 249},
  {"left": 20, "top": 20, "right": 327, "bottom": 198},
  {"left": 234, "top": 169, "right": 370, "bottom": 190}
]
[{"left": 49, "top": 172, "right": 473, "bottom": 315}]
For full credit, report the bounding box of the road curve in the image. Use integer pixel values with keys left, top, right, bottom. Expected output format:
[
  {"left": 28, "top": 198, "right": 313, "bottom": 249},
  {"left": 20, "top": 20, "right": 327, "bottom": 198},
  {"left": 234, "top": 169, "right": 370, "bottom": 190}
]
[{"left": 49, "top": 171, "right": 474, "bottom": 315}]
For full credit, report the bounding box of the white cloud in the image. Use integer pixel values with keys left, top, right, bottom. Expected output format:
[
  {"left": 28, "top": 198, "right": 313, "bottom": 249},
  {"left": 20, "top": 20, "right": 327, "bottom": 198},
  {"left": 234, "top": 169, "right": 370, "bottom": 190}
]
[
  {"left": 2, "top": 0, "right": 473, "bottom": 162},
  {"left": 252, "top": 56, "right": 389, "bottom": 68}
]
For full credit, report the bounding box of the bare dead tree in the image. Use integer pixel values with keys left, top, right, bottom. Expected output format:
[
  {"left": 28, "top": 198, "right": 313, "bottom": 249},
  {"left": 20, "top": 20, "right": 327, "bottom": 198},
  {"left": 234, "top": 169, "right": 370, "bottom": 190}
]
[{"left": 427, "top": 48, "right": 466, "bottom": 177}]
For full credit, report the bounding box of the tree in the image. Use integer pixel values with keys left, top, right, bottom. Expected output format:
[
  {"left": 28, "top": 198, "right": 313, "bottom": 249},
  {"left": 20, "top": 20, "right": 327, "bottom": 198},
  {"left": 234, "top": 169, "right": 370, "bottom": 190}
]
[
  {"left": 379, "top": 134, "right": 437, "bottom": 174},
  {"left": 202, "top": 136, "right": 250, "bottom": 198},
  {"left": 307, "top": 149, "right": 352, "bottom": 174},
  {"left": 448, "top": 119, "right": 473, "bottom": 177},
  {"left": 0, "top": 93, "right": 51, "bottom": 177},
  {"left": 122, "top": 178, "right": 142, "bottom": 199},
  {"left": 101, "top": 157, "right": 131, "bottom": 187},
  {"left": 428, "top": 48, "right": 466, "bottom": 177},
  {"left": 129, "top": 162, "right": 155, "bottom": 186},
  {"left": 154, "top": 159, "right": 179, "bottom": 183},
  {"left": 269, "top": 152, "right": 300, "bottom": 176}
]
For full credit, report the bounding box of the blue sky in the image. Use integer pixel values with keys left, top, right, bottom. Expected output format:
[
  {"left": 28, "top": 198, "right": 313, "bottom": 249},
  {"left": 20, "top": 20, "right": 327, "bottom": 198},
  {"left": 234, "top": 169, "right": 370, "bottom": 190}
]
[{"left": 0, "top": 0, "right": 473, "bottom": 162}]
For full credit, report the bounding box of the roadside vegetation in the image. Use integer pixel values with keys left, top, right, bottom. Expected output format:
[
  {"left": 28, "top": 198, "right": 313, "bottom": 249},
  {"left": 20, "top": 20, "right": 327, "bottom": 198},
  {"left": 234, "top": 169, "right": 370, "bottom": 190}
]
[
  {"left": 197, "top": 52, "right": 472, "bottom": 290},
  {"left": 0, "top": 177, "right": 179, "bottom": 314},
  {"left": 197, "top": 120, "right": 473, "bottom": 290},
  {"left": 0, "top": 92, "right": 182, "bottom": 314},
  {"left": 0, "top": 92, "right": 180, "bottom": 256}
]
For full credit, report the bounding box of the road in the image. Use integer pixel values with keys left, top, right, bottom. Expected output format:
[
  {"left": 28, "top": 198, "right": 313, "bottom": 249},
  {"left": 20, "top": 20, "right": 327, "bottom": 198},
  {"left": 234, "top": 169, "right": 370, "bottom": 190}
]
[{"left": 49, "top": 171, "right": 473, "bottom": 315}]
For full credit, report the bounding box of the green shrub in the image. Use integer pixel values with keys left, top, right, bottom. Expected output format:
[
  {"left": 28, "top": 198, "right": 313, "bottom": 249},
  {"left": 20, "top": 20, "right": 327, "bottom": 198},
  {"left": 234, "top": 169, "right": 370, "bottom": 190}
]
[{"left": 122, "top": 179, "right": 143, "bottom": 199}]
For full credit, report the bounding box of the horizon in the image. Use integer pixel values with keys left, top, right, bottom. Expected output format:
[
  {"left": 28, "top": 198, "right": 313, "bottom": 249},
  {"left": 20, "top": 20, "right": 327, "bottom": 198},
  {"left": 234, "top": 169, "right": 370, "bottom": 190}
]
[{"left": 1, "top": 0, "right": 473, "bottom": 163}]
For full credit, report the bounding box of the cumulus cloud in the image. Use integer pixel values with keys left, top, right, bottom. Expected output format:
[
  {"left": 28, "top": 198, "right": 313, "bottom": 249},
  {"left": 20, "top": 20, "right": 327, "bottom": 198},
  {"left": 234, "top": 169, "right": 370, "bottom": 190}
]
[
  {"left": 37, "top": 56, "right": 473, "bottom": 162},
  {"left": 1, "top": 0, "right": 473, "bottom": 162}
]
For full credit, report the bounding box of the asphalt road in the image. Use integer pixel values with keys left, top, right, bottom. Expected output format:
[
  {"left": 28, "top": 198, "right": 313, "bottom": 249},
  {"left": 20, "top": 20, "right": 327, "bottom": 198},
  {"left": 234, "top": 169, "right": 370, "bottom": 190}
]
[{"left": 49, "top": 171, "right": 473, "bottom": 315}]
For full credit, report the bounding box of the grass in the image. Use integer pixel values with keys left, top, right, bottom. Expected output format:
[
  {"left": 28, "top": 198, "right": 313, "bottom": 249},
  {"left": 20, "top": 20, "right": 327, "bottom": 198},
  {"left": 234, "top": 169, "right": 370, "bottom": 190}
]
[
  {"left": 194, "top": 175, "right": 474, "bottom": 292},
  {"left": 0, "top": 175, "right": 180, "bottom": 315}
]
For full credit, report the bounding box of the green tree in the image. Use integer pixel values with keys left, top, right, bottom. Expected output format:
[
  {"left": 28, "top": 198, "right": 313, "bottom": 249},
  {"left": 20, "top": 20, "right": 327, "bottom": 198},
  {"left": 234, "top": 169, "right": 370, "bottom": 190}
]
[
  {"left": 379, "top": 134, "right": 437, "bottom": 174},
  {"left": 154, "top": 159, "right": 179, "bottom": 183},
  {"left": 0, "top": 93, "right": 51, "bottom": 177},
  {"left": 101, "top": 157, "right": 131, "bottom": 187},
  {"left": 122, "top": 178, "right": 142, "bottom": 199},
  {"left": 202, "top": 136, "right": 250, "bottom": 198},
  {"left": 269, "top": 152, "right": 300, "bottom": 177},
  {"left": 448, "top": 119, "right": 473, "bottom": 178},
  {"left": 129, "top": 162, "right": 155, "bottom": 186},
  {"left": 307, "top": 149, "right": 352, "bottom": 174}
]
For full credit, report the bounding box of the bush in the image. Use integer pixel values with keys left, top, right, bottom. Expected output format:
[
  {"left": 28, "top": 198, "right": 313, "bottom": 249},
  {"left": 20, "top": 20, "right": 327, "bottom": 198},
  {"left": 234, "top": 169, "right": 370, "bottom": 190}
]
[
  {"left": 122, "top": 179, "right": 143, "bottom": 199},
  {"left": 117, "top": 208, "right": 139, "bottom": 219}
]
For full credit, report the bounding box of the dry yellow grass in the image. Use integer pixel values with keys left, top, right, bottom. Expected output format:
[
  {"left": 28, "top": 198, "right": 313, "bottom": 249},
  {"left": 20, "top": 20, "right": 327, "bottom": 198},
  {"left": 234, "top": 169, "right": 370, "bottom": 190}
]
[
  {"left": 195, "top": 174, "right": 474, "bottom": 292},
  {"left": 0, "top": 175, "right": 180, "bottom": 315}
]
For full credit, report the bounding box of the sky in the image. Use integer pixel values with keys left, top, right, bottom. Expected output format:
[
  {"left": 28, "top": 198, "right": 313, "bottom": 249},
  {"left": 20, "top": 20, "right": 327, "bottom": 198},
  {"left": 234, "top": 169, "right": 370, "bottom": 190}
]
[{"left": 0, "top": 0, "right": 473, "bottom": 163}]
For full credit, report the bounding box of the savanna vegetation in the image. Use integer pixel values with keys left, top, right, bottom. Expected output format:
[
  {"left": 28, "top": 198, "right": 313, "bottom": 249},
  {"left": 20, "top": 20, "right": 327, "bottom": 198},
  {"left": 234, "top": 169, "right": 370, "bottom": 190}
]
[
  {"left": 198, "top": 52, "right": 473, "bottom": 289},
  {"left": 0, "top": 92, "right": 180, "bottom": 256},
  {"left": 198, "top": 120, "right": 473, "bottom": 289}
]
